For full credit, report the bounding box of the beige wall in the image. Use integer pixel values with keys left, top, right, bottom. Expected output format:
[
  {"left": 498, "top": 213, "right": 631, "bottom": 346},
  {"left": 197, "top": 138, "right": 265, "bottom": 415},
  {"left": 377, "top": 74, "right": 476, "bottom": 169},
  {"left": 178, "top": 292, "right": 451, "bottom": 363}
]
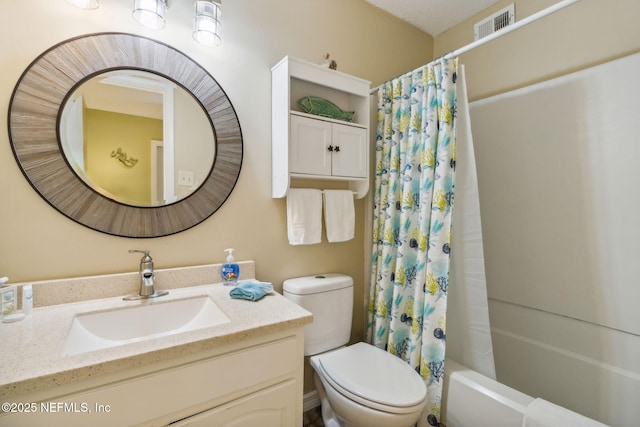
[
  {"left": 1, "top": 0, "right": 432, "bottom": 282},
  {"left": 437, "top": 0, "right": 640, "bottom": 101},
  {"left": 0, "top": 0, "right": 432, "bottom": 393},
  {"left": 435, "top": 0, "right": 640, "bottom": 425}
]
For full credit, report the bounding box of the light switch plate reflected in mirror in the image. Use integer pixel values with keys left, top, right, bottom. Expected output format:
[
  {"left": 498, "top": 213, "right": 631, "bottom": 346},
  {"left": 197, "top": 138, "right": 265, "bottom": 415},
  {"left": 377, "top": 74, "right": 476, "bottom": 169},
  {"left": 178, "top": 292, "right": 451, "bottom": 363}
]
[{"left": 178, "top": 170, "right": 195, "bottom": 186}]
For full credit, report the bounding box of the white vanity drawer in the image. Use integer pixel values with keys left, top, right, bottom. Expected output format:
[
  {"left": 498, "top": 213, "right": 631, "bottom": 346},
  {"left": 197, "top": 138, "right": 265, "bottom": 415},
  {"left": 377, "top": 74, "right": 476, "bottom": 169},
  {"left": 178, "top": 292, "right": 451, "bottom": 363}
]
[{"left": 168, "top": 379, "right": 297, "bottom": 427}]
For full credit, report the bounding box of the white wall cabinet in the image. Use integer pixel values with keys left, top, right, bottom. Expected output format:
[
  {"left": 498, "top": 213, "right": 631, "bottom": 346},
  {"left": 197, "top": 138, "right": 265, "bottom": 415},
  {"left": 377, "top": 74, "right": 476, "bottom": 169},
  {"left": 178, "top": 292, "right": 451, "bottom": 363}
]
[
  {"left": 290, "top": 113, "right": 367, "bottom": 179},
  {"left": 272, "top": 56, "right": 370, "bottom": 198}
]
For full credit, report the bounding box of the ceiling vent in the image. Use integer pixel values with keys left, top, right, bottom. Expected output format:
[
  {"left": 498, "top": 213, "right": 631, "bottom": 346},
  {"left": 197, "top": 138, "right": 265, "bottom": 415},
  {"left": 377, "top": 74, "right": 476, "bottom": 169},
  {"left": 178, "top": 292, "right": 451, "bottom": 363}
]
[{"left": 474, "top": 4, "right": 515, "bottom": 41}]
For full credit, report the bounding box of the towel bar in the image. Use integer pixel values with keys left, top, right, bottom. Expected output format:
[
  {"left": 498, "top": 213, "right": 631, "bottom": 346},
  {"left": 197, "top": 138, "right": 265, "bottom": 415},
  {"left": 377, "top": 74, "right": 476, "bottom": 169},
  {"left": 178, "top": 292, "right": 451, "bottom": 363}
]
[{"left": 320, "top": 190, "right": 358, "bottom": 196}]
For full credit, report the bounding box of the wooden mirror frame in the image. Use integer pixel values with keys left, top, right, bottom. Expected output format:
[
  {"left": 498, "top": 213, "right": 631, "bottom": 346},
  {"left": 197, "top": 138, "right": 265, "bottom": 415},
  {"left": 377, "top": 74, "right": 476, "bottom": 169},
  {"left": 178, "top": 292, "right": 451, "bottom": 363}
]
[{"left": 8, "top": 33, "right": 243, "bottom": 238}]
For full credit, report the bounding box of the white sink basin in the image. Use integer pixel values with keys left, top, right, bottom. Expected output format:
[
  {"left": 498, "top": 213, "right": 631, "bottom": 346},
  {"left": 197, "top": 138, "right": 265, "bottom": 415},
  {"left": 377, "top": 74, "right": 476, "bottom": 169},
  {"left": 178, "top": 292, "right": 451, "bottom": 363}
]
[{"left": 62, "top": 295, "right": 230, "bottom": 356}]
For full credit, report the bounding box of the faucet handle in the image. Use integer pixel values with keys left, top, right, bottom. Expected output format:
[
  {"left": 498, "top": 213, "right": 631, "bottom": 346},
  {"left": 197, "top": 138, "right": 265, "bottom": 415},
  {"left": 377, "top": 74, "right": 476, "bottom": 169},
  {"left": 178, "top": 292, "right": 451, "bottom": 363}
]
[
  {"left": 129, "top": 250, "right": 153, "bottom": 270},
  {"left": 129, "top": 249, "right": 151, "bottom": 260}
]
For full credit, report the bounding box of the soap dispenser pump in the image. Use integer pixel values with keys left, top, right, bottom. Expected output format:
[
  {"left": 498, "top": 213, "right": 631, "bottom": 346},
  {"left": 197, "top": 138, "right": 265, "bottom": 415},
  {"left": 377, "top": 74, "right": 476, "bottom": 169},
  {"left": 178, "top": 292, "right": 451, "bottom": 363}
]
[{"left": 221, "top": 248, "right": 239, "bottom": 286}]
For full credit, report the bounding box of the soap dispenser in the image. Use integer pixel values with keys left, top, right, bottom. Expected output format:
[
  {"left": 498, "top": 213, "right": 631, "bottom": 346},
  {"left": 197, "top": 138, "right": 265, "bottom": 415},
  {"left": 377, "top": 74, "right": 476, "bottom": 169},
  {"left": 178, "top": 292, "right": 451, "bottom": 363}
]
[{"left": 221, "top": 248, "right": 239, "bottom": 286}]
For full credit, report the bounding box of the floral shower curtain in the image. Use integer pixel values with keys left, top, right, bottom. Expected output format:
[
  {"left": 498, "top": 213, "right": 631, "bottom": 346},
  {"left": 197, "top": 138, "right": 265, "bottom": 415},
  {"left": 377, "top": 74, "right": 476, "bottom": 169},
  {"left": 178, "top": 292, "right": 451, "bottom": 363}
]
[{"left": 367, "top": 58, "right": 457, "bottom": 426}]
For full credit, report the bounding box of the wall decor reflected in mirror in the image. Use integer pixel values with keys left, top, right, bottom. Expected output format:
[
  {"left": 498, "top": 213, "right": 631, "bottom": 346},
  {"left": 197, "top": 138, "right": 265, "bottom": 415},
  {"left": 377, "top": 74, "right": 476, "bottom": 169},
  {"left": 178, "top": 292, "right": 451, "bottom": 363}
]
[{"left": 8, "top": 33, "right": 243, "bottom": 238}]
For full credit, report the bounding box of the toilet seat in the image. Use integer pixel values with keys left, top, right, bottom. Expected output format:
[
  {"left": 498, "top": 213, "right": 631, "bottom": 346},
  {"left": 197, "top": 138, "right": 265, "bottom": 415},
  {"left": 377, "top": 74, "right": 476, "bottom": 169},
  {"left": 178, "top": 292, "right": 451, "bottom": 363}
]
[{"left": 313, "top": 343, "right": 427, "bottom": 415}]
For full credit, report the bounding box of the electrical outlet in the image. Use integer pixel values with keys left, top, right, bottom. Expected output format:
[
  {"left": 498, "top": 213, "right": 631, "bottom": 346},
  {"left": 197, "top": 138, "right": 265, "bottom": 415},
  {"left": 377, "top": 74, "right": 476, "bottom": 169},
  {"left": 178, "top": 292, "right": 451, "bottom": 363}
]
[{"left": 178, "top": 170, "right": 195, "bottom": 186}]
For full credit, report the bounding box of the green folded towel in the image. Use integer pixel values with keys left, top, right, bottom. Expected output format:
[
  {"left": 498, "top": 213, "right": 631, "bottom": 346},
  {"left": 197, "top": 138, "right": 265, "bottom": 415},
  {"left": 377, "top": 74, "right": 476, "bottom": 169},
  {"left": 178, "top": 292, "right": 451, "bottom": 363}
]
[{"left": 229, "top": 280, "right": 274, "bottom": 301}]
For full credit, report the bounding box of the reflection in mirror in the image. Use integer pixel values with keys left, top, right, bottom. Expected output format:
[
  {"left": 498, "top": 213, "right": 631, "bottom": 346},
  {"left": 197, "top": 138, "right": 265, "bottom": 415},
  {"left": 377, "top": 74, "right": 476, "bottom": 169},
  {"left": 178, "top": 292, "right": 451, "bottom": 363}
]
[{"left": 60, "top": 70, "right": 216, "bottom": 207}]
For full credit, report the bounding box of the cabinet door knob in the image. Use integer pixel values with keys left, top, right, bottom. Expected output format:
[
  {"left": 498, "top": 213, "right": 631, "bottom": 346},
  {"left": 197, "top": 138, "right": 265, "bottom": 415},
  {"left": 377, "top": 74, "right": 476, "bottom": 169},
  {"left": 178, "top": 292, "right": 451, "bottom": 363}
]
[
  {"left": 335, "top": 146, "right": 340, "bottom": 152},
  {"left": 328, "top": 145, "right": 334, "bottom": 152}
]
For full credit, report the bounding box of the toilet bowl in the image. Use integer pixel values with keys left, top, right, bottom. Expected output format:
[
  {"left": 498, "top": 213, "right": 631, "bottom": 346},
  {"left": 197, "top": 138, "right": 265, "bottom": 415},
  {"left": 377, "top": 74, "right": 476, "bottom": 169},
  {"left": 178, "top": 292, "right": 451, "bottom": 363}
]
[
  {"left": 310, "top": 343, "right": 427, "bottom": 427},
  {"left": 283, "top": 274, "right": 427, "bottom": 427}
]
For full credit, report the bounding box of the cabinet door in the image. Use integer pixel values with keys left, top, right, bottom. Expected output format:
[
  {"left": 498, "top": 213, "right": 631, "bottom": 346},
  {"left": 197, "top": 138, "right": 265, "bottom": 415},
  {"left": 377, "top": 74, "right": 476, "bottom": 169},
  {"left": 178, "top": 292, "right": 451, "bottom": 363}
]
[
  {"left": 290, "top": 115, "right": 332, "bottom": 176},
  {"left": 168, "top": 380, "right": 297, "bottom": 427},
  {"left": 331, "top": 123, "right": 367, "bottom": 178}
]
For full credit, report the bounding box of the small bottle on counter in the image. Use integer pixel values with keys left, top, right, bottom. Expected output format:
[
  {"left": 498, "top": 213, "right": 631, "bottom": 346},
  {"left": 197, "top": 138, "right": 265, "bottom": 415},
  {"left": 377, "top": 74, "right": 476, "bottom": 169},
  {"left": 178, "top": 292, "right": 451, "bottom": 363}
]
[
  {"left": 221, "top": 248, "right": 239, "bottom": 286},
  {"left": 22, "top": 284, "right": 33, "bottom": 315}
]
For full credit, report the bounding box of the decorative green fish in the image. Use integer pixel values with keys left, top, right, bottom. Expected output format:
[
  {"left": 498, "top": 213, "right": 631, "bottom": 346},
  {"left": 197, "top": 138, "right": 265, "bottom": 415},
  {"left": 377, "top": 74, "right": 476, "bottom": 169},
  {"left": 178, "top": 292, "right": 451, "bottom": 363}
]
[{"left": 298, "top": 96, "right": 355, "bottom": 122}]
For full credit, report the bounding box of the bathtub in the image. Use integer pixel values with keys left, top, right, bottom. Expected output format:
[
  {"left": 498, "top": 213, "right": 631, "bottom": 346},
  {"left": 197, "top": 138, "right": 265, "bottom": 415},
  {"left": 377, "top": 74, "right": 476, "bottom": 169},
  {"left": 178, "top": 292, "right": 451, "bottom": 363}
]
[{"left": 436, "top": 359, "right": 534, "bottom": 427}]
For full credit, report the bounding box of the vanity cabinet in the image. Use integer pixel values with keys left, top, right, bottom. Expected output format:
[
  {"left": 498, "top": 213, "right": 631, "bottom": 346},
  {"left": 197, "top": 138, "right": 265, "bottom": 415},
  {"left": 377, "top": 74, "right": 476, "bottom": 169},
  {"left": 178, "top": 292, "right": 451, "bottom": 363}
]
[
  {"left": 1, "top": 328, "right": 304, "bottom": 427},
  {"left": 272, "top": 55, "right": 371, "bottom": 198}
]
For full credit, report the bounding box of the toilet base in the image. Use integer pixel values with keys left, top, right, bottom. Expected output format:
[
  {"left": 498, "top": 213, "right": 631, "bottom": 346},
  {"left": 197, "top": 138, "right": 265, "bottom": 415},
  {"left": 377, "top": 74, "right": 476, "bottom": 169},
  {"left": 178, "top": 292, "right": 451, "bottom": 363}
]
[{"left": 314, "top": 372, "right": 344, "bottom": 427}]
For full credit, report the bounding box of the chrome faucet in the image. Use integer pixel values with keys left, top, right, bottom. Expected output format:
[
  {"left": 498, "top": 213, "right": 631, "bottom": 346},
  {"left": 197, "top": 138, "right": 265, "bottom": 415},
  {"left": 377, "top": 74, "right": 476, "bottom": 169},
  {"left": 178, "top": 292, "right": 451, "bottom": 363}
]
[{"left": 123, "top": 250, "right": 169, "bottom": 300}]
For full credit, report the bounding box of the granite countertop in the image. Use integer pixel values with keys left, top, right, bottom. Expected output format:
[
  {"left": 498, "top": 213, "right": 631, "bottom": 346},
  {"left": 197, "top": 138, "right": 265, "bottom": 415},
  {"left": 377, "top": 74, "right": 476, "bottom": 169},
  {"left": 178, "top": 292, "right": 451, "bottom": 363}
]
[{"left": 0, "top": 280, "right": 312, "bottom": 399}]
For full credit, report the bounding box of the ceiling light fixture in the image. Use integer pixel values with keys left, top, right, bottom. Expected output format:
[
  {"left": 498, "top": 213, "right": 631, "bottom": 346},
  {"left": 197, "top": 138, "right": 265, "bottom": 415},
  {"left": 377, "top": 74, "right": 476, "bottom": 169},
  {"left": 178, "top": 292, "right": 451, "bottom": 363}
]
[
  {"left": 133, "top": 0, "right": 168, "bottom": 30},
  {"left": 63, "top": 0, "right": 221, "bottom": 48},
  {"left": 193, "top": 0, "right": 222, "bottom": 47},
  {"left": 65, "top": 0, "right": 99, "bottom": 9}
]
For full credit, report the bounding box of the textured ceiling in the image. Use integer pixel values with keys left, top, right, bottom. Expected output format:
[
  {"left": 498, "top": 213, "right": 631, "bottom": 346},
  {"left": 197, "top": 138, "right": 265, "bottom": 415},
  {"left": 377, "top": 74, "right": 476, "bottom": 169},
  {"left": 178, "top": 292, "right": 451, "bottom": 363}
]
[{"left": 366, "top": 0, "right": 503, "bottom": 36}]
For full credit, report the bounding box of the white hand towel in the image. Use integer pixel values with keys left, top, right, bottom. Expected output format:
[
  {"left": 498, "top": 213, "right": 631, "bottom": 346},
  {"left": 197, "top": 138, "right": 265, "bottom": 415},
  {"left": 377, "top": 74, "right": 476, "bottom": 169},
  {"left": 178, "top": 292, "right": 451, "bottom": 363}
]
[
  {"left": 522, "top": 398, "right": 609, "bottom": 427},
  {"left": 323, "top": 190, "right": 355, "bottom": 242},
  {"left": 286, "top": 189, "right": 323, "bottom": 245}
]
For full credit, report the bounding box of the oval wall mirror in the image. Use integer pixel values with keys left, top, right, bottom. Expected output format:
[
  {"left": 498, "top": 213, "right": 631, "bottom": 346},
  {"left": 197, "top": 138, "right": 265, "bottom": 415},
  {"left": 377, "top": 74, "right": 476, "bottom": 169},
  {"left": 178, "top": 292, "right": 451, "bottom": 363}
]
[{"left": 8, "top": 33, "right": 243, "bottom": 238}]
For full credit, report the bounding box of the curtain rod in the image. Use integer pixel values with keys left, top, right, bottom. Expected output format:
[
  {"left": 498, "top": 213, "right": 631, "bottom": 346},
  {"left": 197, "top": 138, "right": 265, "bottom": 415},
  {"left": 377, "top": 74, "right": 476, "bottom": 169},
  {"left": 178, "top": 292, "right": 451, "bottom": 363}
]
[{"left": 369, "top": 0, "right": 581, "bottom": 95}]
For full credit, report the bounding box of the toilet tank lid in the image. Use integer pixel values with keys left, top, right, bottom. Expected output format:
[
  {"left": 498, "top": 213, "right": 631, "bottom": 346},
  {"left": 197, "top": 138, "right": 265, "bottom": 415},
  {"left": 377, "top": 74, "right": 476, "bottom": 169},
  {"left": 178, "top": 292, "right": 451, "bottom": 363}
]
[{"left": 283, "top": 273, "right": 353, "bottom": 295}]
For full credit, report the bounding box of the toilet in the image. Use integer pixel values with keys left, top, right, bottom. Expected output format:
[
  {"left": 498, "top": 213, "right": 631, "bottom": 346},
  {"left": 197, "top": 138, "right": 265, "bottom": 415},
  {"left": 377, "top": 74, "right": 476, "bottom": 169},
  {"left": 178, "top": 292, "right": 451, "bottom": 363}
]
[{"left": 283, "top": 274, "right": 427, "bottom": 427}]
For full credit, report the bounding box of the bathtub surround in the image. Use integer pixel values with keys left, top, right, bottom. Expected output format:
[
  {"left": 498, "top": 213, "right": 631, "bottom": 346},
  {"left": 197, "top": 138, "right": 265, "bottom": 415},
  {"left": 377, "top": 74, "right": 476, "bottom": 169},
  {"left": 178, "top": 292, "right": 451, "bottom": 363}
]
[
  {"left": 368, "top": 58, "right": 458, "bottom": 426},
  {"left": 441, "top": 358, "right": 610, "bottom": 427},
  {"left": 434, "top": 0, "right": 640, "bottom": 424},
  {"left": 441, "top": 358, "right": 534, "bottom": 427},
  {"left": 469, "top": 51, "right": 640, "bottom": 426},
  {"left": 522, "top": 398, "right": 608, "bottom": 427}
]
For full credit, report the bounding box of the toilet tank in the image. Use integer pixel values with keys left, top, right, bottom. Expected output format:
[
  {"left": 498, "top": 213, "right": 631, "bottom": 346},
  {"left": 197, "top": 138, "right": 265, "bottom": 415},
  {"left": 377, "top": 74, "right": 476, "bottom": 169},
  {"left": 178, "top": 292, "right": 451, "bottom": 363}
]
[{"left": 283, "top": 274, "right": 353, "bottom": 356}]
